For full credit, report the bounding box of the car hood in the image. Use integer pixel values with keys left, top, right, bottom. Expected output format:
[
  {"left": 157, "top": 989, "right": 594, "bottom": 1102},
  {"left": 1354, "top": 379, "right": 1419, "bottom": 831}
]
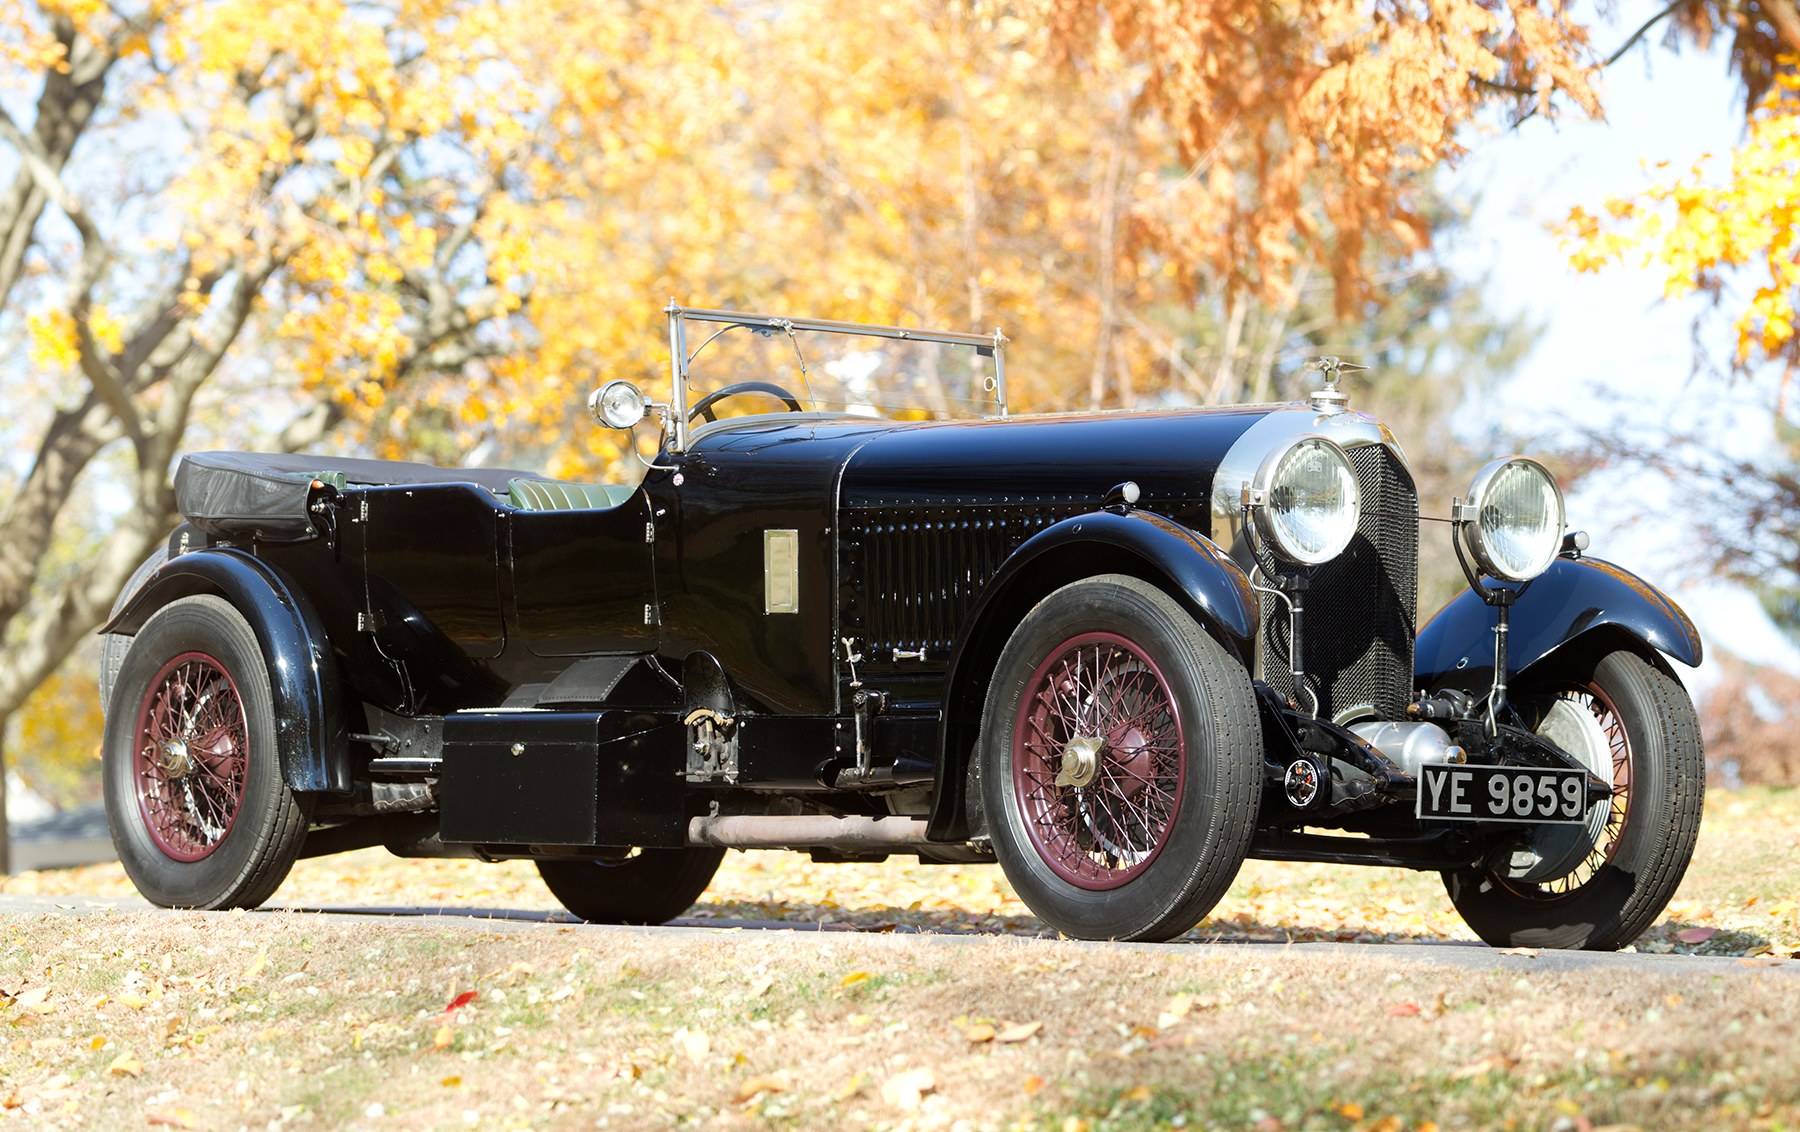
[{"left": 837, "top": 406, "right": 1281, "bottom": 523}]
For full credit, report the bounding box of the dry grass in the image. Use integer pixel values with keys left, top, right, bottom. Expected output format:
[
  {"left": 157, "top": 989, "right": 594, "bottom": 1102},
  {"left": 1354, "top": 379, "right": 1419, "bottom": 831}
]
[
  {"left": 4, "top": 913, "right": 1798, "bottom": 1131},
  {"left": 2, "top": 788, "right": 1798, "bottom": 1129}
]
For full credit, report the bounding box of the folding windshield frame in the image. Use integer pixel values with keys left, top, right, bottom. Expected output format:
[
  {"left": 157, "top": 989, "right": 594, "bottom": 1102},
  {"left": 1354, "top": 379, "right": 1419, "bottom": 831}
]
[{"left": 664, "top": 302, "right": 1008, "bottom": 453}]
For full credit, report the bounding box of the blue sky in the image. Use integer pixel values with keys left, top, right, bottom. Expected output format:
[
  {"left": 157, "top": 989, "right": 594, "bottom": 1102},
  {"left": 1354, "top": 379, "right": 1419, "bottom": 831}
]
[{"left": 1442, "top": 37, "right": 1800, "bottom": 679}]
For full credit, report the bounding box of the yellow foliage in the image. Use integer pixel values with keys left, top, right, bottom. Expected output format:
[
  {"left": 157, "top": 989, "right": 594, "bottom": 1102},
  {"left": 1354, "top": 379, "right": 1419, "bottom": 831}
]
[
  {"left": 14, "top": 661, "right": 104, "bottom": 808},
  {"left": 7, "top": 0, "right": 1600, "bottom": 482},
  {"left": 27, "top": 311, "right": 79, "bottom": 372},
  {"left": 1561, "top": 61, "right": 1800, "bottom": 398}
]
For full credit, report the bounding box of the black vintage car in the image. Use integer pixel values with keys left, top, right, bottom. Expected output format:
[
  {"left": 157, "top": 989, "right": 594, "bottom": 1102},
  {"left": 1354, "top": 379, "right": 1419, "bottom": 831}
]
[{"left": 98, "top": 304, "right": 1703, "bottom": 948}]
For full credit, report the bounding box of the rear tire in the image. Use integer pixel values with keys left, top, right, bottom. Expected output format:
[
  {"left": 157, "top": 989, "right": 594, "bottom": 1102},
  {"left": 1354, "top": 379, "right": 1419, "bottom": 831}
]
[
  {"left": 537, "top": 848, "right": 725, "bottom": 924},
  {"left": 103, "top": 595, "right": 311, "bottom": 909},
  {"left": 979, "top": 575, "right": 1259, "bottom": 941},
  {"left": 1443, "top": 648, "right": 1704, "bottom": 950}
]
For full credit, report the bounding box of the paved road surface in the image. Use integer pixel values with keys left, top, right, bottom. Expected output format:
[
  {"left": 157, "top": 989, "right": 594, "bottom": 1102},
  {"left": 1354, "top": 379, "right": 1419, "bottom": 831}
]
[{"left": 3, "top": 892, "right": 1790, "bottom": 979}]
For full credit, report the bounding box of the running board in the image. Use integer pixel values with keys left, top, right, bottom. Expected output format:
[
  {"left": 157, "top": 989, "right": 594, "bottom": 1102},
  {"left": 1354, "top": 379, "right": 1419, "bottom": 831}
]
[{"left": 688, "top": 815, "right": 930, "bottom": 850}]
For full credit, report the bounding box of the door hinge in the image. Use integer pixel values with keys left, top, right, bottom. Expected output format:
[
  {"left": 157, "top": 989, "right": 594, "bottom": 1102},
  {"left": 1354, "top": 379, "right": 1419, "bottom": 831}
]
[
  {"left": 645, "top": 521, "right": 655, "bottom": 544},
  {"left": 644, "top": 603, "right": 659, "bottom": 626}
]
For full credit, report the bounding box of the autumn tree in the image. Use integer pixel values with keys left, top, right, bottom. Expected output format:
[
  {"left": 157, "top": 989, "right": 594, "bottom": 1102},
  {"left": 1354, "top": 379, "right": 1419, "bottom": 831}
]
[
  {"left": 1, "top": 0, "right": 1601, "bottom": 866},
  {"left": 1559, "top": 1, "right": 1800, "bottom": 652},
  {"left": 0, "top": 0, "right": 584, "bottom": 867}
]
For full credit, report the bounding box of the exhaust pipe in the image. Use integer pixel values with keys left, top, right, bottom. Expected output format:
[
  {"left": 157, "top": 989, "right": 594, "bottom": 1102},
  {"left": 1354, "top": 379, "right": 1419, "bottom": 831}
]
[{"left": 688, "top": 815, "right": 930, "bottom": 850}]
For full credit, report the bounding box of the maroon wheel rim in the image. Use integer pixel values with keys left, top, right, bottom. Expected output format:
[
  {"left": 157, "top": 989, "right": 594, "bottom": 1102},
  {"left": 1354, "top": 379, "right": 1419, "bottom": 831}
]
[
  {"left": 132, "top": 652, "right": 248, "bottom": 862},
  {"left": 1536, "top": 679, "right": 1634, "bottom": 896},
  {"left": 1012, "top": 631, "right": 1186, "bottom": 891}
]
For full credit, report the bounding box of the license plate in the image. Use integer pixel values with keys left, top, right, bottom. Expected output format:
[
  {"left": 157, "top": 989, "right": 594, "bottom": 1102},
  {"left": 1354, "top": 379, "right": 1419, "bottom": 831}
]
[{"left": 1416, "top": 764, "right": 1591, "bottom": 825}]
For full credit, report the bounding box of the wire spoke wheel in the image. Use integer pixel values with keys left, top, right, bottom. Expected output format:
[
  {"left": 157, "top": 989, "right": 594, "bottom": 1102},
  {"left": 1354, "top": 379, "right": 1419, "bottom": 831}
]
[
  {"left": 1014, "top": 633, "right": 1185, "bottom": 890},
  {"left": 1529, "top": 683, "right": 1632, "bottom": 895},
  {"left": 981, "top": 575, "right": 1259, "bottom": 942},
  {"left": 134, "top": 653, "right": 249, "bottom": 861},
  {"left": 1443, "top": 648, "right": 1703, "bottom": 951},
  {"left": 104, "top": 595, "right": 310, "bottom": 910}
]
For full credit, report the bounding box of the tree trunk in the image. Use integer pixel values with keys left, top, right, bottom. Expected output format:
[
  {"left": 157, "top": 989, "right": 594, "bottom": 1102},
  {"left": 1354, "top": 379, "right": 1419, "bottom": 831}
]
[{"left": 1, "top": 720, "right": 11, "bottom": 876}]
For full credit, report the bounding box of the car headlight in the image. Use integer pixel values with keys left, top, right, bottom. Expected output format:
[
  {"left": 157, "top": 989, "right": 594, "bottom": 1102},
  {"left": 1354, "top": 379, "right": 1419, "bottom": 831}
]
[
  {"left": 1459, "top": 457, "right": 1565, "bottom": 582},
  {"left": 590, "top": 380, "right": 648, "bottom": 429},
  {"left": 1250, "top": 436, "right": 1361, "bottom": 565}
]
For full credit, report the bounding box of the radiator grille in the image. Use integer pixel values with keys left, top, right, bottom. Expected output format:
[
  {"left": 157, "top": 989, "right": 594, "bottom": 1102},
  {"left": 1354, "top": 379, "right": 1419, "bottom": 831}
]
[
  {"left": 1257, "top": 443, "right": 1418, "bottom": 720},
  {"left": 841, "top": 505, "right": 1084, "bottom": 655}
]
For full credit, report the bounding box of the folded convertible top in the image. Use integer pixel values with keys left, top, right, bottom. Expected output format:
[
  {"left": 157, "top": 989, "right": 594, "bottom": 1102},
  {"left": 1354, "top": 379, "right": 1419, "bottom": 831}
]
[{"left": 173, "top": 451, "right": 529, "bottom": 542}]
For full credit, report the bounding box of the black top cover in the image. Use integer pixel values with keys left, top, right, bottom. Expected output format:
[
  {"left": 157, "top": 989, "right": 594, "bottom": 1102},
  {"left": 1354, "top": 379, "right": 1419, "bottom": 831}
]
[{"left": 173, "top": 451, "right": 528, "bottom": 542}]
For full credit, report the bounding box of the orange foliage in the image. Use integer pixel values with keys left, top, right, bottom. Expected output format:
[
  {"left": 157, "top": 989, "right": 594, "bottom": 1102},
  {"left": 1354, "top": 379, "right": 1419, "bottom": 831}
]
[
  {"left": 1045, "top": 0, "right": 1600, "bottom": 318},
  {"left": 7, "top": 0, "right": 1604, "bottom": 485}
]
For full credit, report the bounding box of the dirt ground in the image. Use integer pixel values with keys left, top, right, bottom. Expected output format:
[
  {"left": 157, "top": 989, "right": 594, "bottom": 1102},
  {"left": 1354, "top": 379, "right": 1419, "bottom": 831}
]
[{"left": 2, "top": 788, "right": 1796, "bottom": 1129}]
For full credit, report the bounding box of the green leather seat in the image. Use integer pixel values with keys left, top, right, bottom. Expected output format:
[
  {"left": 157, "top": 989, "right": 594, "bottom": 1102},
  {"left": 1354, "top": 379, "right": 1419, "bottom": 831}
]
[{"left": 506, "top": 478, "right": 637, "bottom": 511}]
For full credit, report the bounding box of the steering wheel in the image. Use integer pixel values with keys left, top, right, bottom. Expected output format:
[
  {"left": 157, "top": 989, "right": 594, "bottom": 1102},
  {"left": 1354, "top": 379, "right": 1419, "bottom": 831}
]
[{"left": 687, "top": 381, "right": 806, "bottom": 423}]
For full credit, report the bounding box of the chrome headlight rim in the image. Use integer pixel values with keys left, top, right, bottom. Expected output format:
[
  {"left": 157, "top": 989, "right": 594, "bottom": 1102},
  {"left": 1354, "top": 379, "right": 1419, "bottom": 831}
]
[
  {"left": 1249, "top": 435, "right": 1362, "bottom": 567},
  {"left": 1460, "top": 456, "right": 1566, "bottom": 583},
  {"left": 590, "top": 379, "right": 649, "bottom": 429}
]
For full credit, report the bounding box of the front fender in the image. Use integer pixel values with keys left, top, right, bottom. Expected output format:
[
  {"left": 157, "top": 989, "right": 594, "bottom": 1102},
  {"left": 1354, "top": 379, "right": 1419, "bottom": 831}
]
[
  {"left": 1415, "top": 556, "right": 1702, "bottom": 694},
  {"left": 927, "top": 508, "right": 1254, "bottom": 841},
  {"left": 973, "top": 508, "right": 1257, "bottom": 661},
  {"left": 103, "top": 548, "right": 350, "bottom": 794}
]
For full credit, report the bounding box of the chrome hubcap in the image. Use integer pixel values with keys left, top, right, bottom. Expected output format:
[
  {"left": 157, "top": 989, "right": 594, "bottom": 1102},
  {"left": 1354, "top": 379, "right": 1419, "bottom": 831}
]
[
  {"left": 1053, "top": 735, "right": 1103, "bottom": 789},
  {"left": 157, "top": 739, "right": 195, "bottom": 777}
]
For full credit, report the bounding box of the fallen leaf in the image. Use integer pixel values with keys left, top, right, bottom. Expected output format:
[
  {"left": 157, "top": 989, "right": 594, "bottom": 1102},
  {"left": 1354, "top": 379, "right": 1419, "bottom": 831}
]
[
  {"left": 1158, "top": 993, "right": 1193, "bottom": 1026},
  {"left": 147, "top": 1109, "right": 199, "bottom": 1129},
  {"left": 1386, "top": 1002, "right": 1421, "bottom": 1017},
  {"left": 748, "top": 975, "right": 774, "bottom": 998},
  {"left": 1336, "top": 1102, "right": 1365, "bottom": 1120},
  {"left": 117, "top": 993, "right": 149, "bottom": 1011},
  {"left": 881, "top": 1067, "right": 936, "bottom": 1110},
  {"left": 1121, "top": 1085, "right": 1152, "bottom": 1103},
  {"left": 1675, "top": 926, "right": 1717, "bottom": 945},
  {"left": 243, "top": 948, "right": 267, "bottom": 982},
  {"left": 90, "top": 1034, "right": 110, "bottom": 1051},
  {"left": 839, "top": 971, "right": 870, "bottom": 988},
  {"left": 1021, "top": 1074, "right": 1045, "bottom": 1096},
  {"left": 433, "top": 1025, "right": 454, "bottom": 1050},
  {"left": 1738, "top": 957, "right": 1786, "bottom": 968},
  {"left": 965, "top": 1022, "right": 997, "bottom": 1043},
  {"left": 677, "top": 1027, "right": 709, "bottom": 1063},
  {"left": 735, "top": 1074, "right": 787, "bottom": 1103},
  {"left": 1496, "top": 947, "right": 1541, "bottom": 958},
  {"left": 1453, "top": 1054, "right": 1520, "bottom": 1079},
  {"left": 995, "top": 1020, "right": 1042, "bottom": 1043},
  {"left": 443, "top": 991, "right": 478, "bottom": 1013},
  {"left": 106, "top": 1054, "right": 143, "bottom": 1077},
  {"left": 14, "top": 987, "right": 50, "bottom": 1013},
  {"left": 441, "top": 1076, "right": 462, "bottom": 1087}
]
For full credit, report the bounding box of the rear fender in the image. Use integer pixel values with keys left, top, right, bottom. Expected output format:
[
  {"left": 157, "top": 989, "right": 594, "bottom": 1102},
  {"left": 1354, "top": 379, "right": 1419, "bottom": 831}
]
[
  {"left": 926, "top": 509, "right": 1255, "bottom": 840},
  {"left": 1415, "top": 556, "right": 1702, "bottom": 695},
  {"left": 103, "top": 548, "right": 350, "bottom": 794}
]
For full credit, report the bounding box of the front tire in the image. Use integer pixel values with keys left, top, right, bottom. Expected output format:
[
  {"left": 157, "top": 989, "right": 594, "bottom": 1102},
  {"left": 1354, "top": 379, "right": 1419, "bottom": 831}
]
[
  {"left": 1444, "top": 648, "right": 1704, "bottom": 950},
  {"left": 537, "top": 848, "right": 725, "bottom": 924},
  {"left": 103, "top": 595, "right": 311, "bottom": 909},
  {"left": 979, "top": 575, "right": 1259, "bottom": 942}
]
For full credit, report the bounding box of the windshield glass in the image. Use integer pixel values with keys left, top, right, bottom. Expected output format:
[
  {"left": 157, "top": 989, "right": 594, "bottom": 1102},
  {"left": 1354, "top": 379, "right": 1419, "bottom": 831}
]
[{"left": 674, "top": 307, "right": 1006, "bottom": 425}]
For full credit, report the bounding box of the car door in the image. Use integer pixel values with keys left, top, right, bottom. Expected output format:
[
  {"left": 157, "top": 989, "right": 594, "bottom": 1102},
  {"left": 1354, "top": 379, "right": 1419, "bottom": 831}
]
[{"left": 509, "top": 489, "right": 660, "bottom": 655}]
